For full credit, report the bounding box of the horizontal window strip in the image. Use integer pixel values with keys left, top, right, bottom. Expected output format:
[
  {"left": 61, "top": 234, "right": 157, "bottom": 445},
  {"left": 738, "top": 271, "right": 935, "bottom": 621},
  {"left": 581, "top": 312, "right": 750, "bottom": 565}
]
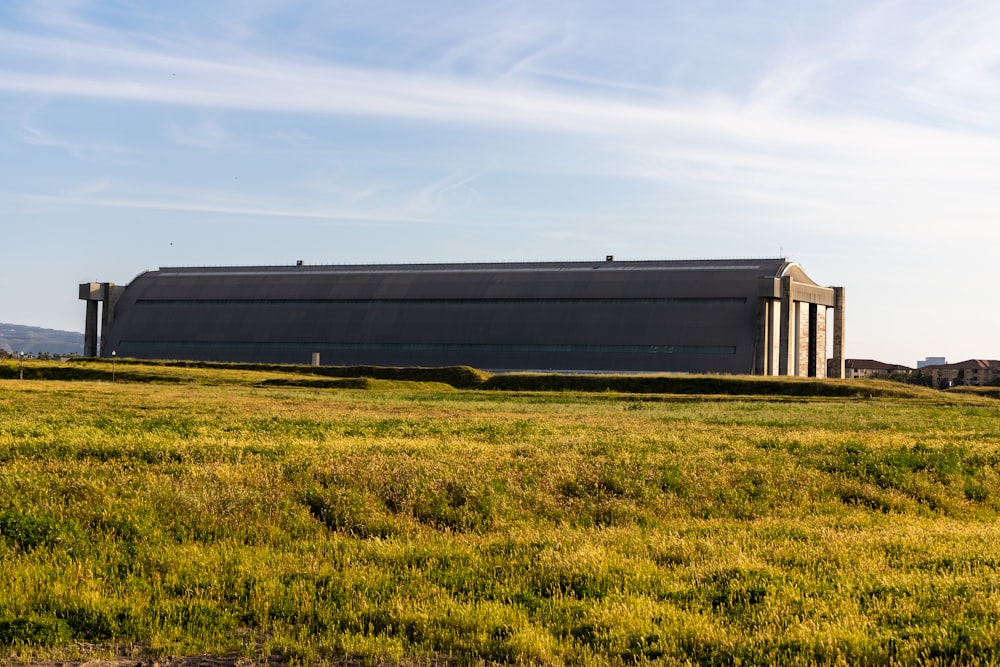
[
  {"left": 134, "top": 296, "right": 748, "bottom": 306},
  {"left": 121, "top": 341, "right": 737, "bottom": 355},
  {"left": 158, "top": 264, "right": 766, "bottom": 278}
]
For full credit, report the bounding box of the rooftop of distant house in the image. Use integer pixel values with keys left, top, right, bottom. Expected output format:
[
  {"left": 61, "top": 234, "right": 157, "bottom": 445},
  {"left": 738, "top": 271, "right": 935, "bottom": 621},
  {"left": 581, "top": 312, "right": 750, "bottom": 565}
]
[
  {"left": 845, "top": 359, "right": 913, "bottom": 372},
  {"left": 918, "top": 359, "right": 1000, "bottom": 371}
]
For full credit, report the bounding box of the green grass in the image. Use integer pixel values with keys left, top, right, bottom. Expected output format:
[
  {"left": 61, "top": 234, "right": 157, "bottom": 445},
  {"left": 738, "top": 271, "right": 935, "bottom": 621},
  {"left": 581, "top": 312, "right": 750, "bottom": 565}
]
[
  {"left": 2, "top": 360, "right": 1000, "bottom": 664},
  {"left": 950, "top": 385, "right": 1000, "bottom": 400}
]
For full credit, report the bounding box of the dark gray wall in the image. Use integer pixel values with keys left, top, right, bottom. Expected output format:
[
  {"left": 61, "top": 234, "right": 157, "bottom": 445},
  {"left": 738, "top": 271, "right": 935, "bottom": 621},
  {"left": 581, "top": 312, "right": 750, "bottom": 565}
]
[{"left": 104, "top": 259, "right": 789, "bottom": 372}]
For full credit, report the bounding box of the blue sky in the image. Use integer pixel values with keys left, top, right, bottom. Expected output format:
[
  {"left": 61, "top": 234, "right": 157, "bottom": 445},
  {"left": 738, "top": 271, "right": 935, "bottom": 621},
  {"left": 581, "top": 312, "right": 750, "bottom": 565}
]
[{"left": 2, "top": 0, "right": 999, "bottom": 366}]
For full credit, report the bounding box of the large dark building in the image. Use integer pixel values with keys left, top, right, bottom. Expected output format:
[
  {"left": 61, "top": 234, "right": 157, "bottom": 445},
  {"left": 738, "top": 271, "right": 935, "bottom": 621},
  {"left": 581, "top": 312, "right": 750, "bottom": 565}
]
[{"left": 80, "top": 258, "right": 845, "bottom": 376}]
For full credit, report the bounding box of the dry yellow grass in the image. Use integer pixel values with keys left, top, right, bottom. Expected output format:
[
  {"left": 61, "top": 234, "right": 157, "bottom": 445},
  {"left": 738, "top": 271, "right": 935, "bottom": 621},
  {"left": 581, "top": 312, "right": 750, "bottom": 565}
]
[{"left": 2, "top": 361, "right": 1000, "bottom": 664}]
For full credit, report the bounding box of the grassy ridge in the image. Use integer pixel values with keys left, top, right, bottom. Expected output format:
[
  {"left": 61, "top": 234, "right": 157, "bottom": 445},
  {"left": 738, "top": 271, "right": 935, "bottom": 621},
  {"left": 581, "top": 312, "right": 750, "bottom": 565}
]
[
  {"left": 478, "top": 372, "right": 947, "bottom": 399},
  {"left": 2, "top": 364, "right": 1000, "bottom": 664},
  {"left": 1, "top": 358, "right": 966, "bottom": 401},
  {"left": 0, "top": 359, "right": 488, "bottom": 389},
  {"left": 951, "top": 385, "right": 1000, "bottom": 400}
]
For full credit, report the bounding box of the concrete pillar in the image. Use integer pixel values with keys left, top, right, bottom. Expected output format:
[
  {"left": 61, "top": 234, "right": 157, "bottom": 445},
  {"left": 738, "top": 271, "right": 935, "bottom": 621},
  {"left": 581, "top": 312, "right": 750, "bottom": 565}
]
[
  {"left": 754, "top": 299, "right": 769, "bottom": 375},
  {"left": 84, "top": 300, "right": 99, "bottom": 357},
  {"left": 796, "top": 301, "right": 809, "bottom": 376},
  {"left": 99, "top": 282, "right": 119, "bottom": 356},
  {"left": 767, "top": 299, "right": 779, "bottom": 375},
  {"left": 830, "top": 287, "right": 846, "bottom": 379},
  {"left": 778, "top": 276, "right": 795, "bottom": 376},
  {"left": 81, "top": 282, "right": 122, "bottom": 357},
  {"left": 80, "top": 282, "right": 104, "bottom": 357},
  {"left": 807, "top": 304, "right": 818, "bottom": 377},
  {"left": 811, "top": 305, "right": 827, "bottom": 378}
]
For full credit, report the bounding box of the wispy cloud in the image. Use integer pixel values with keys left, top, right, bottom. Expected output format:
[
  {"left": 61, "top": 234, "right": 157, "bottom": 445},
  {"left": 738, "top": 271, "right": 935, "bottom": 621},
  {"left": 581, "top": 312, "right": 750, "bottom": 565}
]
[
  {"left": 0, "top": 190, "right": 459, "bottom": 226},
  {"left": 1, "top": 1, "right": 997, "bottom": 137},
  {"left": 166, "top": 118, "right": 233, "bottom": 150},
  {"left": 410, "top": 172, "right": 484, "bottom": 212},
  {"left": 15, "top": 113, "right": 139, "bottom": 164},
  {"left": 5, "top": 0, "right": 1000, "bottom": 243},
  {"left": 1, "top": 31, "right": 677, "bottom": 133},
  {"left": 298, "top": 169, "right": 388, "bottom": 204}
]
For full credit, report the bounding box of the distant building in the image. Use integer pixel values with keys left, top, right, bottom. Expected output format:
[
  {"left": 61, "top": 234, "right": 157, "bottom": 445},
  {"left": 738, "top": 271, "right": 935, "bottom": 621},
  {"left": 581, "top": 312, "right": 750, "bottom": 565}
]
[
  {"left": 915, "top": 360, "right": 1000, "bottom": 389},
  {"left": 79, "top": 258, "right": 847, "bottom": 376},
  {"left": 917, "top": 356, "right": 947, "bottom": 369},
  {"left": 836, "top": 358, "right": 913, "bottom": 379}
]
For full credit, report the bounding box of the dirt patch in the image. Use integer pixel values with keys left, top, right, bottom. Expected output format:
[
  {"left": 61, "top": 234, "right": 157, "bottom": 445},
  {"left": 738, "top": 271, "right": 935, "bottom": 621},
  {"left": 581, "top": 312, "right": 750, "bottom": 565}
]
[
  {"left": 8, "top": 653, "right": 290, "bottom": 667},
  {"left": 17, "top": 659, "right": 231, "bottom": 666}
]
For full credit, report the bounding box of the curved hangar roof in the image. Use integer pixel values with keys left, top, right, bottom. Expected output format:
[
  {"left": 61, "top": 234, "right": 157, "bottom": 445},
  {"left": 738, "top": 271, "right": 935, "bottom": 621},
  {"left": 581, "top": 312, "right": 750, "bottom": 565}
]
[{"left": 104, "top": 258, "right": 825, "bottom": 373}]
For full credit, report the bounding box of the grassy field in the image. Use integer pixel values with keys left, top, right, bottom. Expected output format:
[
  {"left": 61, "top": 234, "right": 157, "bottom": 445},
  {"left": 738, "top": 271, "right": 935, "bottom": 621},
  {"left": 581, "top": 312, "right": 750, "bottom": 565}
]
[{"left": 2, "top": 360, "right": 1000, "bottom": 665}]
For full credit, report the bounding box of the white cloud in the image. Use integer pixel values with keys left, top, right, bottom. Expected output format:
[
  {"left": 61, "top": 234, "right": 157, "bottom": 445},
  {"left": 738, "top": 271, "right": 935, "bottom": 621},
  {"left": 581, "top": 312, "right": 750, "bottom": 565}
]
[
  {"left": 5, "top": 0, "right": 1000, "bottom": 362},
  {"left": 410, "top": 172, "right": 484, "bottom": 212},
  {"left": 15, "top": 112, "right": 139, "bottom": 164},
  {"left": 166, "top": 118, "right": 233, "bottom": 150},
  {"left": 0, "top": 190, "right": 459, "bottom": 226},
  {"left": 6, "top": 21, "right": 1000, "bottom": 246}
]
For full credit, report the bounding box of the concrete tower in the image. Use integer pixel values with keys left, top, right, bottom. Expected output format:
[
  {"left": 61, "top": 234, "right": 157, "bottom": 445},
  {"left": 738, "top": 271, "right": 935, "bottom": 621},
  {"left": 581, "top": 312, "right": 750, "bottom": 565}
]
[{"left": 78, "top": 282, "right": 125, "bottom": 357}]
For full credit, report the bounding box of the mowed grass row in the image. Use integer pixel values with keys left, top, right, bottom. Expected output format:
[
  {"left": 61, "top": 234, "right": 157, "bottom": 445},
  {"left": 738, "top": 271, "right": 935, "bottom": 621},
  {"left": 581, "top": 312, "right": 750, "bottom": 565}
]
[{"left": 2, "top": 372, "right": 1000, "bottom": 664}]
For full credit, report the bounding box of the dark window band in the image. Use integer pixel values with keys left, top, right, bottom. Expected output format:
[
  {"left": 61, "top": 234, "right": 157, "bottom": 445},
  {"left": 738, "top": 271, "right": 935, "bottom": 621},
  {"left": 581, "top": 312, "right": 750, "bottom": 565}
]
[
  {"left": 134, "top": 297, "right": 747, "bottom": 307},
  {"left": 120, "top": 341, "right": 737, "bottom": 355}
]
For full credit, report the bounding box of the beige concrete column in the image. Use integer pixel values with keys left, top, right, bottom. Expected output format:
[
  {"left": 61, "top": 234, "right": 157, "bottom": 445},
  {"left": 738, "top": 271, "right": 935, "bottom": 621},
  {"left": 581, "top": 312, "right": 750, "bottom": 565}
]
[
  {"left": 804, "top": 303, "right": 828, "bottom": 378},
  {"left": 830, "top": 286, "right": 846, "bottom": 379},
  {"left": 768, "top": 299, "right": 779, "bottom": 375},
  {"left": 778, "top": 276, "right": 795, "bottom": 376},
  {"left": 796, "top": 301, "right": 809, "bottom": 376},
  {"left": 809, "top": 304, "right": 827, "bottom": 378}
]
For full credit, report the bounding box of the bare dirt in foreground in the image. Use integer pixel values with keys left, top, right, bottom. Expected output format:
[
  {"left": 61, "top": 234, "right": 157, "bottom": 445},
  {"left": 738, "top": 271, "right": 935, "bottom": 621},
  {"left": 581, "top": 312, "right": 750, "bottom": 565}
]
[
  {"left": 7, "top": 652, "right": 293, "bottom": 667},
  {"left": 15, "top": 660, "right": 241, "bottom": 667}
]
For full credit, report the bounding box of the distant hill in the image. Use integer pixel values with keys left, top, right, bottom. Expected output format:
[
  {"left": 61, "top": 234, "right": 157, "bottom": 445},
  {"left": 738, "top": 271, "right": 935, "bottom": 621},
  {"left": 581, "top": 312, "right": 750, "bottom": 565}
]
[{"left": 0, "top": 323, "right": 84, "bottom": 356}]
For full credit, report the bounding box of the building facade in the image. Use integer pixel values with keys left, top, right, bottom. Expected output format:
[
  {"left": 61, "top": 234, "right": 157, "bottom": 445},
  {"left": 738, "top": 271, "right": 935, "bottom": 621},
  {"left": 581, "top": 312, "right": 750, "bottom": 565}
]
[
  {"left": 915, "top": 360, "right": 1000, "bottom": 388},
  {"left": 80, "top": 258, "right": 845, "bottom": 376},
  {"left": 917, "top": 356, "right": 947, "bottom": 369},
  {"left": 838, "top": 359, "right": 913, "bottom": 379}
]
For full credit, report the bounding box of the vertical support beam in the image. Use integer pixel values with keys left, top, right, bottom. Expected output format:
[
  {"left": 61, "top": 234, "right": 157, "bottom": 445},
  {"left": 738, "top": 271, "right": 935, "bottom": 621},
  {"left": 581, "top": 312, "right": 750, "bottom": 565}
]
[
  {"left": 81, "top": 282, "right": 122, "bottom": 358},
  {"left": 808, "top": 303, "right": 818, "bottom": 377},
  {"left": 830, "top": 287, "right": 846, "bottom": 379},
  {"left": 814, "top": 306, "right": 827, "bottom": 378},
  {"left": 778, "top": 277, "right": 796, "bottom": 376},
  {"left": 796, "top": 302, "right": 809, "bottom": 376},
  {"left": 84, "top": 300, "right": 99, "bottom": 357},
  {"left": 80, "top": 282, "right": 104, "bottom": 357},
  {"left": 754, "top": 299, "right": 769, "bottom": 375},
  {"left": 99, "top": 282, "right": 117, "bottom": 356},
  {"left": 768, "top": 299, "right": 779, "bottom": 376}
]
